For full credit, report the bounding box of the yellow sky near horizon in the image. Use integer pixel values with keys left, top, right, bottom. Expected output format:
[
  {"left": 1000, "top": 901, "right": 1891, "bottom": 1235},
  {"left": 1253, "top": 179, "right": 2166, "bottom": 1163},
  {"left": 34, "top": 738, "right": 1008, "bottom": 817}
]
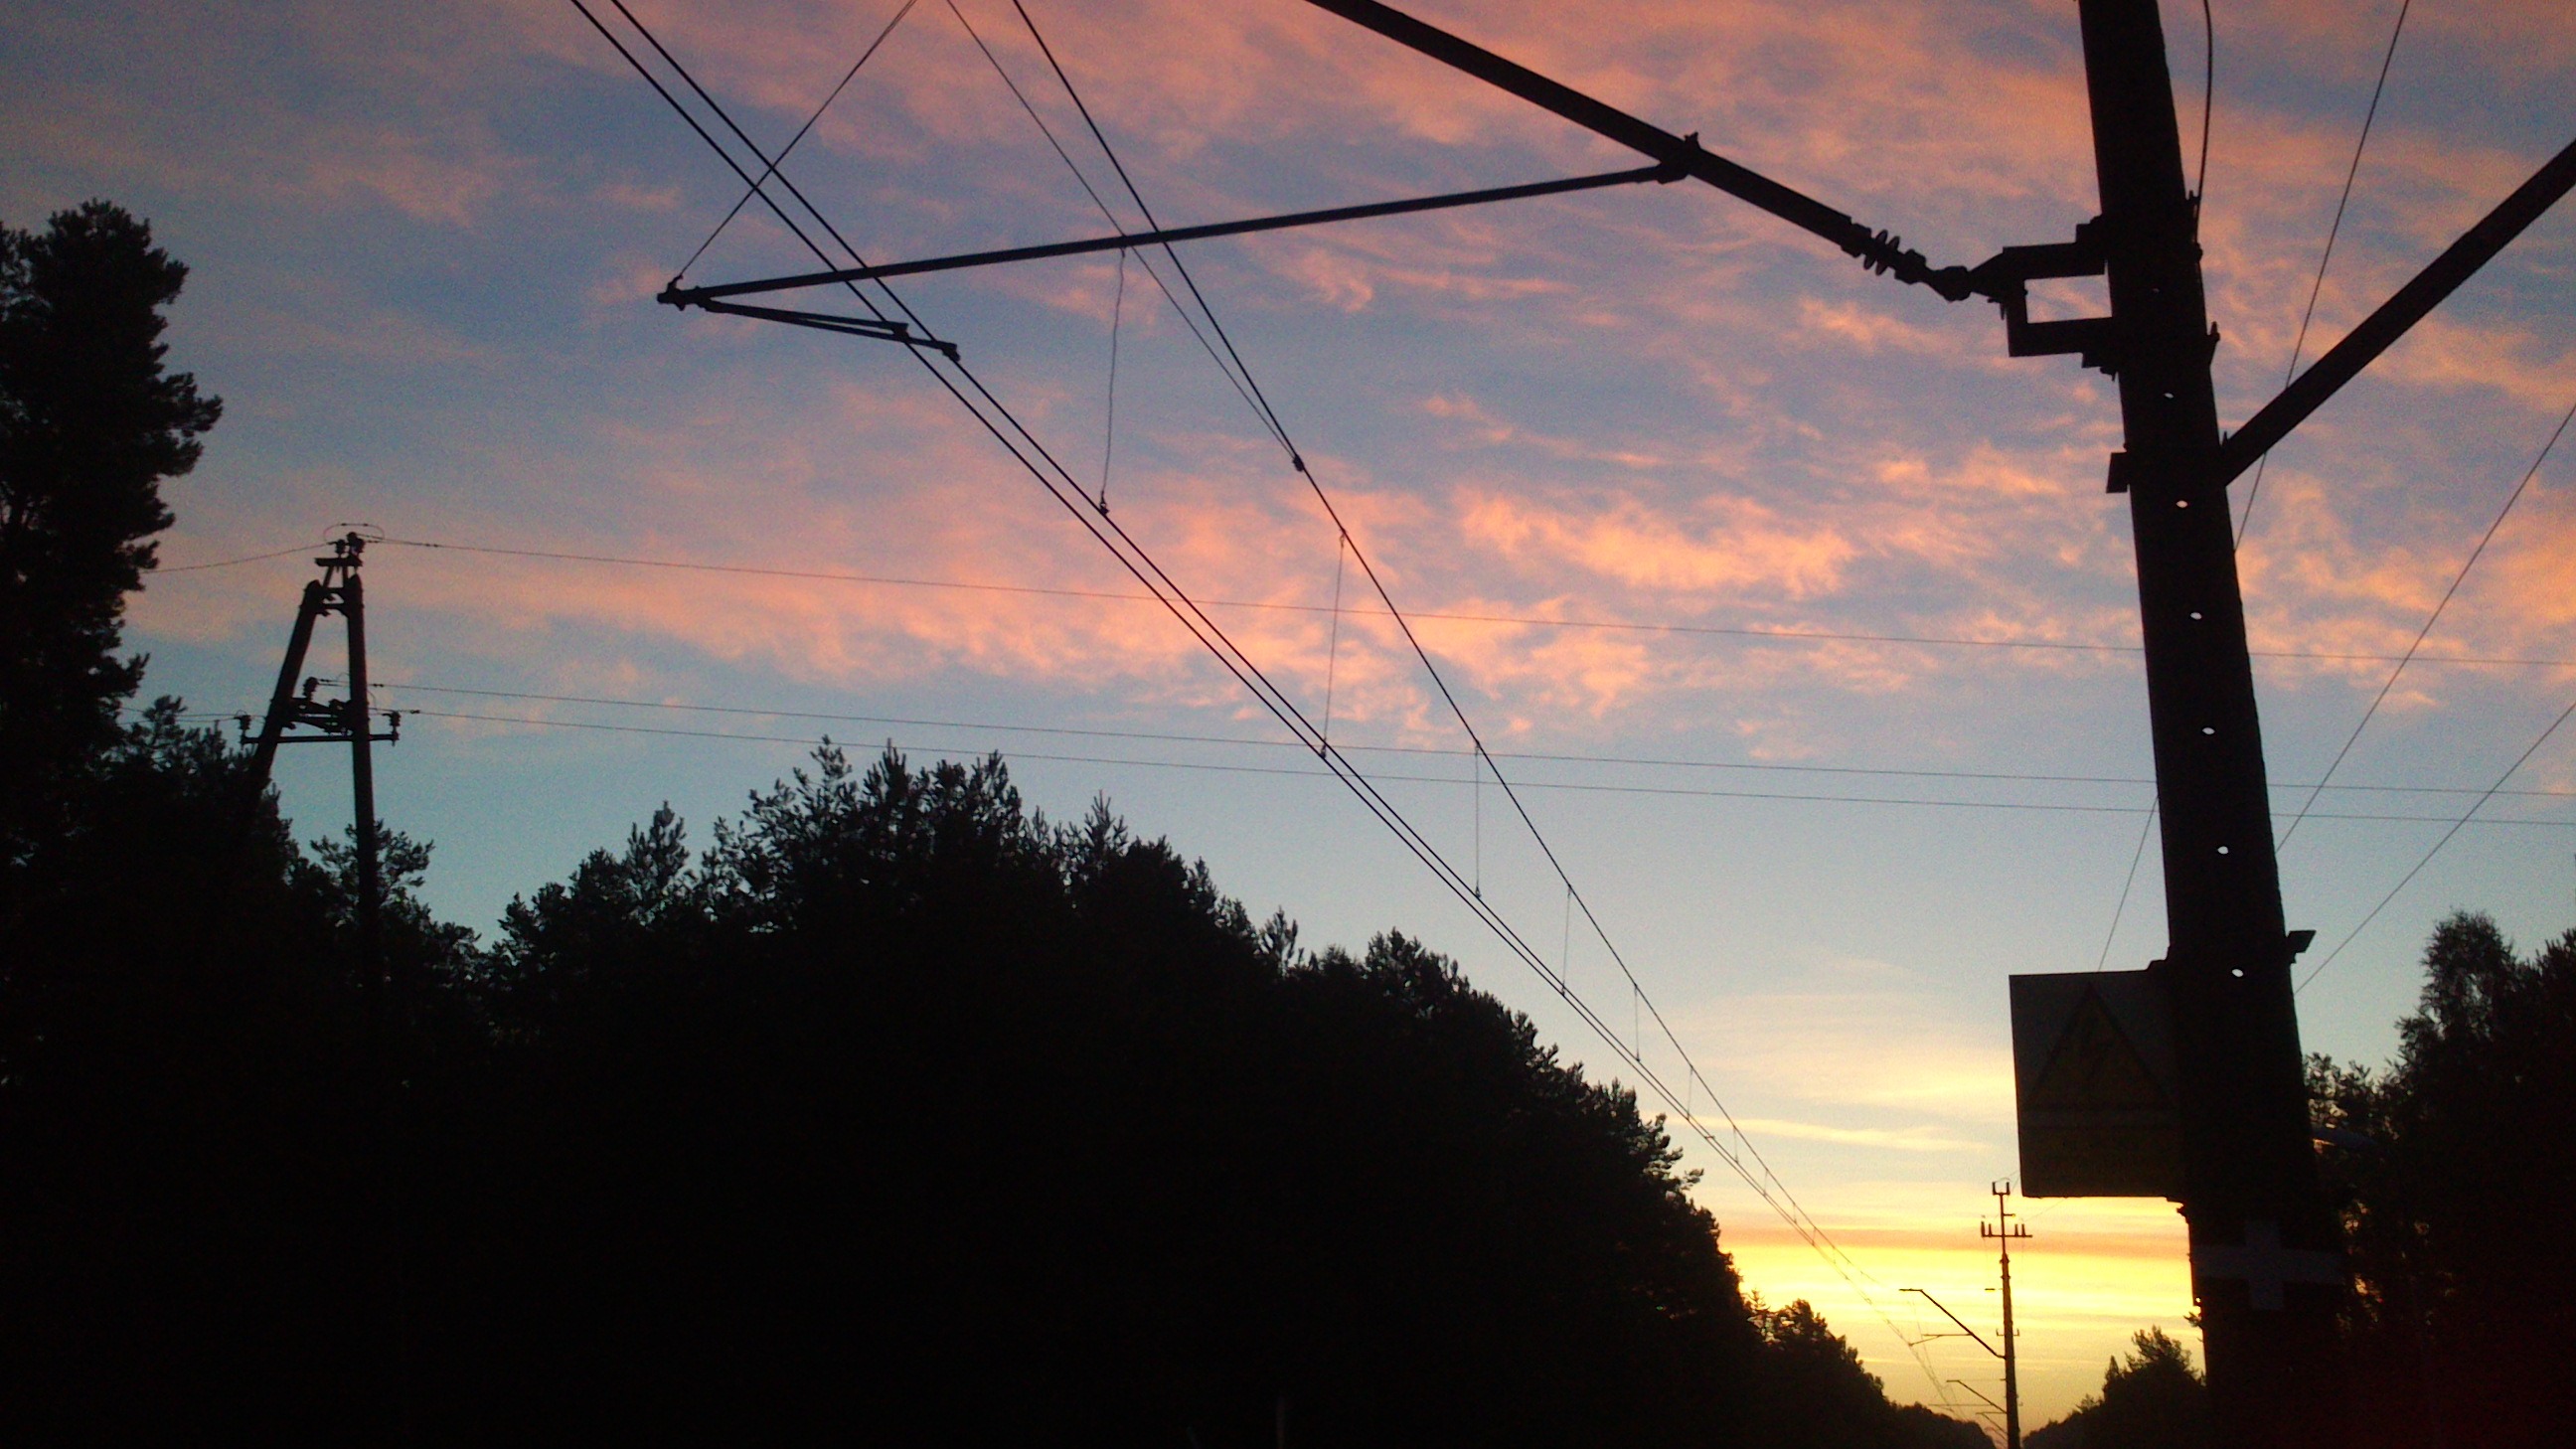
[{"left": 1727, "top": 1193, "right": 2196, "bottom": 1425}]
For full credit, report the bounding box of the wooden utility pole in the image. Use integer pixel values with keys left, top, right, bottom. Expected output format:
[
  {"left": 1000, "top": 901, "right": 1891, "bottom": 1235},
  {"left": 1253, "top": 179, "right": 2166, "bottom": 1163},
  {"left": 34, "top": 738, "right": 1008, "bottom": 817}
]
[{"left": 2073, "top": 5, "right": 2343, "bottom": 1440}]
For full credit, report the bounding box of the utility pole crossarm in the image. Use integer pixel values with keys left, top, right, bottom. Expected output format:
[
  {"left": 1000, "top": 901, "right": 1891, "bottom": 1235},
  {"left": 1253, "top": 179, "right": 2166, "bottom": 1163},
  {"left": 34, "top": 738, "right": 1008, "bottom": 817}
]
[
  {"left": 1298, "top": 0, "right": 1979, "bottom": 299},
  {"left": 2216, "top": 130, "right": 2576, "bottom": 486}
]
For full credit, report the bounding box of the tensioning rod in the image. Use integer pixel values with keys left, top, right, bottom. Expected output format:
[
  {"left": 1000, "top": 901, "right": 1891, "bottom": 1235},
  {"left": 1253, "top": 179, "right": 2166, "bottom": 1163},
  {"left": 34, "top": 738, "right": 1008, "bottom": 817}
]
[{"left": 1296, "top": 0, "right": 1976, "bottom": 299}]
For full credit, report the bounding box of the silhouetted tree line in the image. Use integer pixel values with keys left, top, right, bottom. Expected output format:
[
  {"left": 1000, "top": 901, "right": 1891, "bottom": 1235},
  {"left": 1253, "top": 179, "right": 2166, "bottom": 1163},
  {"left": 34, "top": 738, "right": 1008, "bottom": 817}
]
[{"left": 2, "top": 200, "right": 1999, "bottom": 1445}]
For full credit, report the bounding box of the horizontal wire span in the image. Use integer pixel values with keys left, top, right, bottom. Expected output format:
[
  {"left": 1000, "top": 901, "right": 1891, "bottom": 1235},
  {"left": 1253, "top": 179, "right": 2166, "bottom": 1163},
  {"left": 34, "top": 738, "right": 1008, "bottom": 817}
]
[
  {"left": 146, "top": 537, "right": 2576, "bottom": 670},
  {"left": 313, "top": 702, "right": 2566, "bottom": 828},
  {"left": 364, "top": 681, "right": 2576, "bottom": 801}
]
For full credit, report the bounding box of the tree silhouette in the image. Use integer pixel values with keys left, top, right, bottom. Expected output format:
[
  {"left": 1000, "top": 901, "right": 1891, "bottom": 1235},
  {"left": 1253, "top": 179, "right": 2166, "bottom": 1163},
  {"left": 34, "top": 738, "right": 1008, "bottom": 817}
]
[
  {"left": 1750, "top": 1297, "right": 1992, "bottom": 1449},
  {"left": 0, "top": 202, "right": 220, "bottom": 875},
  {"left": 2024, "top": 1327, "right": 2209, "bottom": 1449},
  {"left": 2310, "top": 911, "right": 2576, "bottom": 1448},
  {"left": 4, "top": 728, "right": 1994, "bottom": 1443}
]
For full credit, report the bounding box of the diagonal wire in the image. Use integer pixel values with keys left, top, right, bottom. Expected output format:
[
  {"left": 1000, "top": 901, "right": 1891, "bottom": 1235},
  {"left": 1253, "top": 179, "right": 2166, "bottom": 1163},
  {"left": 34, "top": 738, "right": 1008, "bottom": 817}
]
[
  {"left": 580, "top": 0, "right": 1914, "bottom": 1369},
  {"left": 940, "top": 0, "right": 1279, "bottom": 437},
  {"left": 2299, "top": 690, "right": 2576, "bottom": 992},
  {"left": 998, "top": 0, "right": 1920, "bottom": 1367},
  {"left": 2236, "top": 0, "right": 2411, "bottom": 546},
  {"left": 674, "top": 0, "right": 918, "bottom": 281},
  {"left": 1006, "top": 0, "right": 1295, "bottom": 453},
  {"left": 2277, "top": 392, "right": 2576, "bottom": 849},
  {"left": 2095, "top": 803, "right": 2159, "bottom": 971},
  {"left": 576, "top": 0, "right": 1685, "bottom": 1150}
]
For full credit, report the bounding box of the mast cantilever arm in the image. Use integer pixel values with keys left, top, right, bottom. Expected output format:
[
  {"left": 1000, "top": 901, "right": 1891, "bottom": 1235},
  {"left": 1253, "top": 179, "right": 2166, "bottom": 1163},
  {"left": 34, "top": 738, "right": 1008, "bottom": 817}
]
[
  {"left": 669, "top": 296, "right": 963, "bottom": 360},
  {"left": 1900, "top": 1287, "right": 2003, "bottom": 1358},
  {"left": 2216, "top": 130, "right": 2576, "bottom": 486},
  {"left": 661, "top": 162, "right": 1679, "bottom": 303},
  {"left": 1297, "top": 0, "right": 1980, "bottom": 300}
]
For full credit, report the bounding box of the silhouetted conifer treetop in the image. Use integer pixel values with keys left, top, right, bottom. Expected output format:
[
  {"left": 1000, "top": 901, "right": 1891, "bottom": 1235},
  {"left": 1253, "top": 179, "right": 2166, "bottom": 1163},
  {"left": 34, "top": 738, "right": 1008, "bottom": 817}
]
[
  {"left": 1, "top": 202, "right": 220, "bottom": 874},
  {"left": 2025, "top": 1328, "right": 2209, "bottom": 1449}
]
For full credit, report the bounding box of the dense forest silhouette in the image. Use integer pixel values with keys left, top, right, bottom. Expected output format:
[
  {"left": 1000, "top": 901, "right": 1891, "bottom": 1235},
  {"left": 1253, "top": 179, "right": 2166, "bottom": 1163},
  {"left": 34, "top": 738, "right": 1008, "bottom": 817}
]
[
  {"left": 2, "top": 201, "right": 1996, "bottom": 1445},
  {"left": 2, "top": 716, "right": 1996, "bottom": 1445}
]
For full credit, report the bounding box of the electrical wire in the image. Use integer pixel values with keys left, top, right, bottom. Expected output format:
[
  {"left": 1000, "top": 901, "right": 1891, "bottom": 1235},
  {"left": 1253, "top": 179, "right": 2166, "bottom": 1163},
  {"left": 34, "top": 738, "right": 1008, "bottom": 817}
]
[
  {"left": 941, "top": 0, "right": 1277, "bottom": 432},
  {"left": 580, "top": 0, "right": 1904, "bottom": 1361},
  {"left": 143, "top": 543, "right": 333, "bottom": 573},
  {"left": 996, "top": 0, "right": 1906, "bottom": 1342},
  {"left": 571, "top": 4, "right": 2576, "bottom": 1388},
  {"left": 1099, "top": 244, "right": 1126, "bottom": 511},
  {"left": 2236, "top": 0, "right": 2412, "bottom": 546},
  {"left": 2276, "top": 391, "right": 2576, "bottom": 850},
  {"left": 2095, "top": 804, "right": 2159, "bottom": 972},
  {"left": 1006, "top": 0, "right": 1295, "bottom": 454},
  {"left": 358, "top": 680, "right": 2576, "bottom": 804},
  {"left": 575, "top": 0, "right": 1677, "bottom": 1136},
  {"left": 365, "top": 534, "right": 2576, "bottom": 669},
  {"left": 674, "top": 0, "right": 917, "bottom": 281},
  {"left": 2299, "top": 689, "right": 2576, "bottom": 991}
]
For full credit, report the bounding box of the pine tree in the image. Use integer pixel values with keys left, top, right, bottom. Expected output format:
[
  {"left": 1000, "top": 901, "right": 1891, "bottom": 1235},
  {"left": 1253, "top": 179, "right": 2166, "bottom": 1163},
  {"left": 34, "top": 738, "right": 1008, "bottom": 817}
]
[{"left": 0, "top": 201, "right": 221, "bottom": 868}]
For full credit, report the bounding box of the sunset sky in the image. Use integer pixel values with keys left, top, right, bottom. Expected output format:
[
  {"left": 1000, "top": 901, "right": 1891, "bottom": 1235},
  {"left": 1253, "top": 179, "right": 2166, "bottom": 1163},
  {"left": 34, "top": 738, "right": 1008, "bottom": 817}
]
[{"left": 8, "top": 0, "right": 2572, "bottom": 1424}]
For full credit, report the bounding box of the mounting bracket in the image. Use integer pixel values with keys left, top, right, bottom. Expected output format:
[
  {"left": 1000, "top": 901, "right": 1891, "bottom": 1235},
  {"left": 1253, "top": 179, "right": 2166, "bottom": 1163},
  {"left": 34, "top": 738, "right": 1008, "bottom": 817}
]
[{"left": 1970, "top": 220, "right": 2116, "bottom": 373}]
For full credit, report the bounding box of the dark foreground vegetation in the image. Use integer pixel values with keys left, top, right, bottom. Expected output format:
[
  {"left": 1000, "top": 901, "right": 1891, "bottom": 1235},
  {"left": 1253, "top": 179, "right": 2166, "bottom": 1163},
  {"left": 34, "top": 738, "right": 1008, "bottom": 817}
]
[
  {"left": 2308, "top": 911, "right": 2576, "bottom": 1448},
  {"left": 0, "top": 721, "right": 1990, "bottom": 1447},
  {"left": 2, "top": 201, "right": 1995, "bottom": 1445},
  {"left": 2026, "top": 915, "right": 2576, "bottom": 1449}
]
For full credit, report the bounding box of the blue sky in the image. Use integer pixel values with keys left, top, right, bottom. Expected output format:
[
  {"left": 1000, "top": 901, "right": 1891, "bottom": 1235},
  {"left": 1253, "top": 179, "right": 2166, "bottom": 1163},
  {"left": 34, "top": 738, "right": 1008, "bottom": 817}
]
[{"left": 9, "top": 0, "right": 2573, "bottom": 1422}]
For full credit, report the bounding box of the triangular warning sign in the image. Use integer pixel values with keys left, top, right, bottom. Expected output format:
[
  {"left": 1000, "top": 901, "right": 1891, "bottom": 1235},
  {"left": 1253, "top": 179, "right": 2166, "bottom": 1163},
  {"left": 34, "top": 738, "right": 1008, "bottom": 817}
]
[{"left": 2028, "top": 988, "right": 2169, "bottom": 1110}]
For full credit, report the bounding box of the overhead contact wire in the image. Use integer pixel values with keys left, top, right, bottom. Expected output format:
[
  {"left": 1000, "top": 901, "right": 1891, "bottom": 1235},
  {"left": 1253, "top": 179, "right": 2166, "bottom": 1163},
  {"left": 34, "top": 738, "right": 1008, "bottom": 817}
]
[{"left": 1000, "top": 0, "right": 1899, "bottom": 1339}]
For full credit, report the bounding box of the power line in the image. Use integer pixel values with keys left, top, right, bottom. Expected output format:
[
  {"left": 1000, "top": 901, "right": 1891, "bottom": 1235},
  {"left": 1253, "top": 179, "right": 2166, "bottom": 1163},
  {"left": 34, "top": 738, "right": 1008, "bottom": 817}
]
[
  {"left": 569, "top": 1, "right": 1808, "bottom": 1267},
  {"left": 674, "top": 0, "right": 917, "bottom": 281},
  {"left": 144, "top": 542, "right": 334, "bottom": 573},
  {"left": 404, "top": 703, "right": 2174, "bottom": 813},
  {"left": 566, "top": 7, "right": 2575, "bottom": 1397},
  {"left": 941, "top": 0, "right": 1277, "bottom": 432},
  {"left": 361, "top": 680, "right": 2576, "bottom": 803},
  {"left": 284, "top": 696, "right": 2571, "bottom": 829},
  {"left": 579, "top": 0, "right": 1904, "bottom": 1361},
  {"left": 2300, "top": 688, "right": 2576, "bottom": 991},
  {"left": 2194, "top": 0, "right": 2214, "bottom": 207},
  {"left": 995, "top": 0, "right": 1913, "bottom": 1346},
  {"left": 2235, "top": 0, "right": 2412, "bottom": 545},
  {"left": 2095, "top": 803, "right": 2158, "bottom": 972},
  {"left": 360, "top": 534, "right": 2576, "bottom": 669},
  {"left": 2275, "top": 390, "right": 2576, "bottom": 849}
]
